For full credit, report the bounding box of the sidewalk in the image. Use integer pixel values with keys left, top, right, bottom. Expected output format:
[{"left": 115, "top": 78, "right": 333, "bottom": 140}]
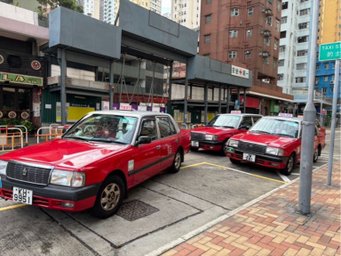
[{"left": 162, "top": 164, "right": 341, "bottom": 256}]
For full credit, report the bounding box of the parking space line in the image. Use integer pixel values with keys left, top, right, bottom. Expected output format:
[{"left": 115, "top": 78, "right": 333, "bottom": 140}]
[
  {"left": 181, "top": 162, "right": 208, "bottom": 169},
  {"left": 276, "top": 172, "right": 291, "bottom": 182},
  {"left": 193, "top": 162, "right": 286, "bottom": 184},
  {"left": 0, "top": 204, "right": 26, "bottom": 212}
]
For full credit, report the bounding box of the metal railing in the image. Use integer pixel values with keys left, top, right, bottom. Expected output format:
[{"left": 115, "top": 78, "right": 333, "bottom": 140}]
[
  {"left": 0, "top": 126, "right": 24, "bottom": 152},
  {"left": 36, "top": 123, "right": 69, "bottom": 144}
]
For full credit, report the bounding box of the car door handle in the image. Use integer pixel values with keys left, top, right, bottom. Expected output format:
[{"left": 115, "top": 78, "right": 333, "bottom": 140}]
[{"left": 155, "top": 145, "right": 161, "bottom": 150}]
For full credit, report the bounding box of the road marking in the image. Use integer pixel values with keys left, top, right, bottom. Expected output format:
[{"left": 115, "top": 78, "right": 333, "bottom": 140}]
[
  {"left": 181, "top": 162, "right": 208, "bottom": 169},
  {"left": 276, "top": 172, "right": 291, "bottom": 182},
  {"left": 0, "top": 204, "right": 26, "bottom": 212},
  {"left": 193, "top": 162, "right": 286, "bottom": 184}
]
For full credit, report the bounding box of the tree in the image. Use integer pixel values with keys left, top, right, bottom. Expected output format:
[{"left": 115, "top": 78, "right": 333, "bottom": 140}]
[{"left": 37, "top": 0, "right": 83, "bottom": 16}]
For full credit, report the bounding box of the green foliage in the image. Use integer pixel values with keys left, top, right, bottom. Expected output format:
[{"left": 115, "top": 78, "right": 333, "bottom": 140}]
[
  {"left": 0, "top": 119, "right": 36, "bottom": 133},
  {"left": 37, "top": 0, "right": 83, "bottom": 16}
]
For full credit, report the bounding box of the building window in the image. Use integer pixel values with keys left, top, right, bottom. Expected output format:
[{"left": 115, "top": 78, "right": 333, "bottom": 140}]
[
  {"left": 247, "top": 7, "right": 254, "bottom": 16},
  {"left": 298, "top": 22, "right": 309, "bottom": 29},
  {"left": 266, "top": 16, "right": 272, "bottom": 26},
  {"left": 324, "top": 76, "right": 329, "bottom": 82},
  {"left": 245, "top": 50, "right": 252, "bottom": 58},
  {"left": 280, "top": 31, "right": 287, "bottom": 38},
  {"left": 278, "top": 74, "right": 284, "bottom": 80},
  {"left": 263, "top": 57, "right": 269, "bottom": 64},
  {"left": 278, "top": 59, "right": 284, "bottom": 66},
  {"left": 206, "top": 0, "right": 212, "bottom": 3},
  {"left": 264, "top": 37, "right": 271, "bottom": 46},
  {"left": 279, "top": 45, "right": 286, "bottom": 53},
  {"left": 324, "top": 63, "right": 329, "bottom": 69},
  {"left": 205, "top": 14, "right": 212, "bottom": 24},
  {"left": 300, "top": 8, "right": 310, "bottom": 16},
  {"left": 295, "top": 77, "right": 306, "bottom": 83},
  {"left": 228, "top": 51, "right": 237, "bottom": 59},
  {"left": 204, "top": 34, "right": 211, "bottom": 44},
  {"left": 267, "top": 0, "right": 273, "bottom": 4},
  {"left": 281, "top": 16, "right": 287, "bottom": 24},
  {"left": 276, "top": 20, "right": 280, "bottom": 32},
  {"left": 274, "top": 39, "right": 278, "bottom": 50},
  {"left": 246, "top": 28, "right": 253, "bottom": 38},
  {"left": 282, "top": 2, "right": 288, "bottom": 10},
  {"left": 297, "top": 36, "right": 308, "bottom": 43},
  {"left": 231, "top": 8, "right": 239, "bottom": 16},
  {"left": 297, "top": 50, "right": 308, "bottom": 56},
  {"left": 229, "top": 29, "right": 238, "bottom": 38},
  {"left": 296, "top": 63, "right": 307, "bottom": 70}
]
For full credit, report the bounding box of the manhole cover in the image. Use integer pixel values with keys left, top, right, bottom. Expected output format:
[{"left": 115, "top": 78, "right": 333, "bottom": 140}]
[{"left": 117, "top": 200, "right": 159, "bottom": 221}]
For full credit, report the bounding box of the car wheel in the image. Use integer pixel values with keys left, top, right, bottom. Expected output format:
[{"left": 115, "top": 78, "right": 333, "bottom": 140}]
[
  {"left": 280, "top": 154, "right": 295, "bottom": 175},
  {"left": 313, "top": 147, "right": 319, "bottom": 163},
  {"left": 91, "top": 175, "right": 125, "bottom": 219},
  {"left": 169, "top": 150, "right": 182, "bottom": 173},
  {"left": 230, "top": 158, "right": 240, "bottom": 164}
]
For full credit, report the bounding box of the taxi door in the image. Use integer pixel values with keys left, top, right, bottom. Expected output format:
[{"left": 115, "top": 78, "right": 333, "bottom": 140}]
[
  {"left": 131, "top": 117, "right": 162, "bottom": 185},
  {"left": 156, "top": 116, "right": 179, "bottom": 170}
]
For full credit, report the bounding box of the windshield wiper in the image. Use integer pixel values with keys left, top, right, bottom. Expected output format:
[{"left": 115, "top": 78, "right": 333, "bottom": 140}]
[
  {"left": 250, "top": 130, "right": 270, "bottom": 134},
  {"left": 89, "top": 138, "right": 127, "bottom": 144},
  {"left": 63, "top": 135, "right": 89, "bottom": 141}
]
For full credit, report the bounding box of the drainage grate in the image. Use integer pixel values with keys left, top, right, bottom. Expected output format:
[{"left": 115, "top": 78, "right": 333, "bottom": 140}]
[{"left": 117, "top": 200, "right": 159, "bottom": 221}]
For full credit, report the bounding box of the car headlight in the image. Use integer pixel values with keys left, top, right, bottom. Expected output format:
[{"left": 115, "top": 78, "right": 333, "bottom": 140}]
[
  {"left": 0, "top": 160, "right": 8, "bottom": 175},
  {"left": 266, "top": 147, "right": 284, "bottom": 156},
  {"left": 205, "top": 134, "right": 218, "bottom": 141},
  {"left": 228, "top": 139, "right": 239, "bottom": 147},
  {"left": 50, "top": 170, "right": 85, "bottom": 187}
]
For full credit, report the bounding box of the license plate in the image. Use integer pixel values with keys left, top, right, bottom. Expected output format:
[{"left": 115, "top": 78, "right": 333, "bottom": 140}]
[
  {"left": 191, "top": 141, "right": 199, "bottom": 147},
  {"left": 243, "top": 153, "right": 256, "bottom": 162},
  {"left": 13, "top": 187, "right": 33, "bottom": 205}
]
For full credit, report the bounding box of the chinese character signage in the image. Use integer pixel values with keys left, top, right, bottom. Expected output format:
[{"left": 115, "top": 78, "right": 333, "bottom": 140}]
[
  {"left": 231, "top": 65, "right": 250, "bottom": 79},
  {"left": 0, "top": 72, "right": 43, "bottom": 86}
]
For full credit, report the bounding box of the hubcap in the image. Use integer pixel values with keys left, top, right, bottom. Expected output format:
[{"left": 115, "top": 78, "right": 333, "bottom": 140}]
[
  {"left": 174, "top": 152, "right": 181, "bottom": 170},
  {"left": 287, "top": 156, "right": 294, "bottom": 173},
  {"left": 100, "top": 183, "right": 120, "bottom": 211}
]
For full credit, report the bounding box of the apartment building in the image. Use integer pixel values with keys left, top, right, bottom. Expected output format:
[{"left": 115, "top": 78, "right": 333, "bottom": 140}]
[
  {"left": 200, "top": 0, "right": 292, "bottom": 115},
  {"left": 172, "top": 0, "right": 201, "bottom": 30},
  {"left": 82, "top": 0, "right": 101, "bottom": 19}
]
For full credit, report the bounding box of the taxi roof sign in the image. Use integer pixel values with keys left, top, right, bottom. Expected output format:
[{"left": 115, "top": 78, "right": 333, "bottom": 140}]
[
  {"left": 278, "top": 113, "right": 293, "bottom": 118},
  {"left": 231, "top": 110, "right": 242, "bottom": 114}
]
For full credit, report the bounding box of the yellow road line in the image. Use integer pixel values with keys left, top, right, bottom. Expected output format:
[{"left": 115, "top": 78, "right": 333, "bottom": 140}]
[
  {"left": 181, "top": 162, "right": 208, "bottom": 169},
  {"left": 0, "top": 204, "right": 26, "bottom": 212},
  {"left": 185, "top": 161, "right": 286, "bottom": 184}
]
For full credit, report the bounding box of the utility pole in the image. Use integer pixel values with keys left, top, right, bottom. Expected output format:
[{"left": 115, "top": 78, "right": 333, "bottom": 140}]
[
  {"left": 327, "top": 59, "right": 340, "bottom": 185},
  {"left": 298, "top": 0, "right": 319, "bottom": 215}
]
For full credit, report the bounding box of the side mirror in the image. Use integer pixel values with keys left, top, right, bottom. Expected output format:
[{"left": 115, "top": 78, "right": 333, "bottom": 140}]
[{"left": 136, "top": 136, "right": 152, "bottom": 145}]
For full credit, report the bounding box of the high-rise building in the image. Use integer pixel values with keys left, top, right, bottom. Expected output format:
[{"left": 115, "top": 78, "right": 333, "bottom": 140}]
[
  {"left": 200, "top": 0, "right": 292, "bottom": 115},
  {"left": 171, "top": 0, "right": 200, "bottom": 30},
  {"left": 82, "top": 0, "right": 100, "bottom": 19},
  {"left": 100, "top": 0, "right": 161, "bottom": 25},
  {"left": 277, "top": 0, "right": 312, "bottom": 105},
  {"left": 315, "top": 0, "right": 341, "bottom": 104}
]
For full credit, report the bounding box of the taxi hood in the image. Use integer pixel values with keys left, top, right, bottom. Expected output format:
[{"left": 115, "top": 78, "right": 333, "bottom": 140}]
[
  {"left": 234, "top": 132, "right": 298, "bottom": 147},
  {"left": 191, "top": 126, "right": 238, "bottom": 135},
  {"left": 0, "top": 139, "right": 129, "bottom": 169}
]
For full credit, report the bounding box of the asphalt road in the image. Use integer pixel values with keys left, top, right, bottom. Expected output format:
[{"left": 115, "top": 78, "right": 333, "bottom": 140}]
[{"left": 0, "top": 130, "right": 340, "bottom": 256}]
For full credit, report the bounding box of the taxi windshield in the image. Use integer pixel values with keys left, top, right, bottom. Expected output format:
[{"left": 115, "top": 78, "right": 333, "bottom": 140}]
[
  {"left": 207, "top": 115, "right": 241, "bottom": 128},
  {"left": 250, "top": 118, "right": 299, "bottom": 138},
  {"left": 63, "top": 114, "right": 138, "bottom": 144}
]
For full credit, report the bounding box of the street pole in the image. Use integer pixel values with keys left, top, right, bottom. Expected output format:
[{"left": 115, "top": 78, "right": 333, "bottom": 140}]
[
  {"left": 298, "top": 0, "right": 319, "bottom": 215},
  {"left": 327, "top": 59, "right": 340, "bottom": 185},
  {"left": 320, "top": 88, "right": 323, "bottom": 125}
]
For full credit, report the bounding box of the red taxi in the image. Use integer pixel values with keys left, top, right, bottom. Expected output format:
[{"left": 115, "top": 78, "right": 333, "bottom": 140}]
[
  {"left": 0, "top": 111, "right": 190, "bottom": 218},
  {"left": 225, "top": 115, "right": 325, "bottom": 175},
  {"left": 190, "top": 113, "right": 262, "bottom": 153}
]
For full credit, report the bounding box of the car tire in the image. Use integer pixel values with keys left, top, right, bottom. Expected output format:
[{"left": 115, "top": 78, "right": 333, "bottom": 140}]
[
  {"left": 229, "top": 158, "right": 240, "bottom": 164},
  {"left": 169, "top": 150, "right": 182, "bottom": 173},
  {"left": 280, "top": 154, "right": 295, "bottom": 175},
  {"left": 90, "top": 175, "right": 125, "bottom": 219}
]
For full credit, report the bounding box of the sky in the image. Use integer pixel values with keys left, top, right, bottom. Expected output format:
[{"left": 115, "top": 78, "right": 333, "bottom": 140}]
[{"left": 161, "top": 0, "right": 171, "bottom": 14}]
